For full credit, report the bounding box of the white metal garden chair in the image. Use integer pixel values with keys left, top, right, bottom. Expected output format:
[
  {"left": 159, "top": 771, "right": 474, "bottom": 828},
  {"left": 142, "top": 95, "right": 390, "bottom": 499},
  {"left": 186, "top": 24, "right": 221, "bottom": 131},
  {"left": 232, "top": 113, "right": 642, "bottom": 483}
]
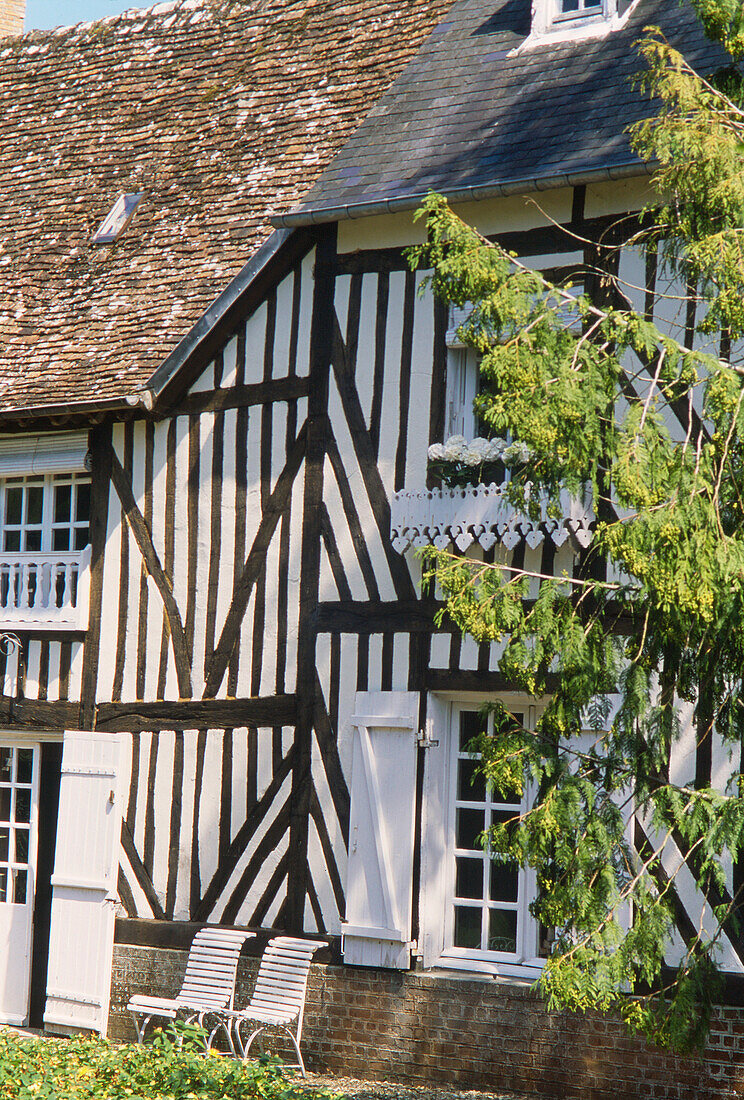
[
  {"left": 127, "top": 926, "right": 253, "bottom": 1044},
  {"left": 221, "top": 936, "right": 325, "bottom": 1076}
]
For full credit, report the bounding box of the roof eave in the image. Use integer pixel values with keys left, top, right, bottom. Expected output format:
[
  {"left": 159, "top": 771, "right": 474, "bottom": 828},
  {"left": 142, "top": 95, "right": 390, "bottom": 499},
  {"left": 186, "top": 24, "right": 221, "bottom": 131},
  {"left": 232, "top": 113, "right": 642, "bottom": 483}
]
[{"left": 271, "top": 159, "right": 653, "bottom": 229}]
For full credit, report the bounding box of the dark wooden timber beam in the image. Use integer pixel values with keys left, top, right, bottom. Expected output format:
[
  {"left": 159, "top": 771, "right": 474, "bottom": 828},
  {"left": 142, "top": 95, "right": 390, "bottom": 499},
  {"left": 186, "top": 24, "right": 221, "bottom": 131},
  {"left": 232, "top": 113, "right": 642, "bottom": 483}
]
[{"left": 96, "top": 695, "right": 297, "bottom": 732}]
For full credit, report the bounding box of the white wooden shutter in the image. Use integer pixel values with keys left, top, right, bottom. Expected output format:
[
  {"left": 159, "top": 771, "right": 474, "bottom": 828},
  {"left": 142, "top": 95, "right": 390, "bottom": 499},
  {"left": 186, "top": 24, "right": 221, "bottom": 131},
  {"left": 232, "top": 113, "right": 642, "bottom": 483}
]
[
  {"left": 44, "top": 730, "right": 122, "bottom": 1035},
  {"left": 418, "top": 694, "right": 449, "bottom": 968},
  {"left": 342, "top": 691, "right": 418, "bottom": 969}
]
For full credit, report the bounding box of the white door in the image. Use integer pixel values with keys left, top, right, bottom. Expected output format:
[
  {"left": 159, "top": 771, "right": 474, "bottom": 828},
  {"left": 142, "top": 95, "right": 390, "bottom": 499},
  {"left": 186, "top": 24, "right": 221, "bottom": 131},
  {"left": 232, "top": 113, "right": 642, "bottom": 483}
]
[
  {"left": 44, "top": 731, "right": 122, "bottom": 1035},
  {"left": 0, "top": 742, "right": 39, "bottom": 1025}
]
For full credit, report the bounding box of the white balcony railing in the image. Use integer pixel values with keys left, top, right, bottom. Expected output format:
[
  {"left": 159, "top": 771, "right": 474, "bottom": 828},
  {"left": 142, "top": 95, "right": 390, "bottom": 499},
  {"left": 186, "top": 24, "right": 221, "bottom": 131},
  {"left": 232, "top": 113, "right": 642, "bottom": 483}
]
[
  {"left": 0, "top": 546, "right": 91, "bottom": 630},
  {"left": 390, "top": 483, "right": 593, "bottom": 554}
]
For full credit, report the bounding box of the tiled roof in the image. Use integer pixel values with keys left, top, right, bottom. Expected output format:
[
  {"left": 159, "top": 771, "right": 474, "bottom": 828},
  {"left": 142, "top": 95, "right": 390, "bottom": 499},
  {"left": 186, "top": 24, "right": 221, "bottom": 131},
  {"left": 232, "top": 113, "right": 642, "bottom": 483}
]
[
  {"left": 282, "top": 0, "right": 726, "bottom": 224},
  {"left": 0, "top": 0, "right": 450, "bottom": 414}
]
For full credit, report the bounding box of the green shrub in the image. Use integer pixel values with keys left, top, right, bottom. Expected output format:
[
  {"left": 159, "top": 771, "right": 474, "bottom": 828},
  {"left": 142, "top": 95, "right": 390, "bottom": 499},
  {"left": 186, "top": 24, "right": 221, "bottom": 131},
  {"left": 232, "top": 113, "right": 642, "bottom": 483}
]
[{"left": 0, "top": 1024, "right": 331, "bottom": 1100}]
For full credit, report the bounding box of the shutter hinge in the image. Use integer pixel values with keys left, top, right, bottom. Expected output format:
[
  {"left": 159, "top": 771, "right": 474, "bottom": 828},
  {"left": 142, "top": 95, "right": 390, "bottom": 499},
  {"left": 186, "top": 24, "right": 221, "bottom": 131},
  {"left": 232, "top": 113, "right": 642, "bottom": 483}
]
[{"left": 417, "top": 724, "right": 439, "bottom": 750}]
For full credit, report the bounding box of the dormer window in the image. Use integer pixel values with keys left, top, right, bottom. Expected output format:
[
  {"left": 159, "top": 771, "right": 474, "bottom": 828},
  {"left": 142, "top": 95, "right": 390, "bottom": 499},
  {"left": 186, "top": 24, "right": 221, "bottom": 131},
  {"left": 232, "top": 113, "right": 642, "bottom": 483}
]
[{"left": 525, "top": 0, "right": 637, "bottom": 44}]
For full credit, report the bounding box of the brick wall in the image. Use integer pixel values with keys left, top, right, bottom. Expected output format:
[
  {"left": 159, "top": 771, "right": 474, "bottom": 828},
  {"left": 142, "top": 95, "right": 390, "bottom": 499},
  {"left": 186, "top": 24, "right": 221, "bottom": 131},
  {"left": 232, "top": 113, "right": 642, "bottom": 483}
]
[
  {"left": 110, "top": 945, "right": 744, "bottom": 1099},
  {"left": 0, "top": 0, "right": 23, "bottom": 35}
]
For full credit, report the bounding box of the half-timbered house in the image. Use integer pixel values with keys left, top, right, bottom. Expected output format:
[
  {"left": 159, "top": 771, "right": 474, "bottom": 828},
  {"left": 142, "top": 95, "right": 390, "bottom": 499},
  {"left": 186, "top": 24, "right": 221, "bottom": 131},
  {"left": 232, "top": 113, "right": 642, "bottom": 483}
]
[{"left": 0, "top": 0, "right": 742, "bottom": 1095}]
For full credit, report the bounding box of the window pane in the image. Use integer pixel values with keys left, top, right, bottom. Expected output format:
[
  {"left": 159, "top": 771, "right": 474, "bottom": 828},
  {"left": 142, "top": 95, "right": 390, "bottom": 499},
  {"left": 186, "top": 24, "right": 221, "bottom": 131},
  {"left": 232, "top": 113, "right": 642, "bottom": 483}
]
[
  {"left": 5, "top": 488, "right": 21, "bottom": 526},
  {"left": 455, "top": 857, "right": 484, "bottom": 900},
  {"left": 52, "top": 528, "right": 71, "bottom": 552},
  {"left": 561, "top": 0, "right": 580, "bottom": 9},
  {"left": 13, "top": 869, "right": 26, "bottom": 905},
  {"left": 3, "top": 530, "right": 19, "bottom": 552},
  {"left": 490, "top": 859, "right": 519, "bottom": 903},
  {"left": 15, "top": 789, "right": 30, "bottom": 825},
  {"left": 458, "top": 758, "right": 486, "bottom": 803},
  {"left": 459, "top": 711, "right": 483, "bottom": 751},
  {"left": 0, "top": 868, "right": 8, "bottom": 903},
  {"left": 0, "top": 828, "right": 9, "bottom": 862},
  {"left": 488, "top": 909, "right": 518, "bottom": 954},
  {"left": 73, "top": 526, "right": 89, "bottom": 551},
  {"left": 76, "top": 483, "right": 91, "bottom": 524},
  {"left": 54, "top": 484, "right": 71, "bottom": 525},
  {"left": 456, "top": 807, "right": 484, "bottom": 850},
  {"left": 24, "top": 529, "right": 41, "bottom": 552},
  {"left": 0, "top": 750, "right": 11, "bottom": 783},
  {"left": 16, "top": 750, "right": 32, "bottom": 785},
  {"left": 26, "top": 486, "right": 43, "bottom": 526},
  {"left": 0, "top": 789, "right": 10, "bottom": 822},
  {"left": 14, "top": 828, "right": 28, "bottom": 865},
  {"left": 454, "top": 906, "right": 482, "bottom": 950}
]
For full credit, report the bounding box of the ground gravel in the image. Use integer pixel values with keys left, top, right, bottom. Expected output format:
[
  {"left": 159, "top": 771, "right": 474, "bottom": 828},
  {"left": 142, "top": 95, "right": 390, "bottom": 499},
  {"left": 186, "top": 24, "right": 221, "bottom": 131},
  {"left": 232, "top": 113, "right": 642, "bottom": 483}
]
[{"left": 304, "top": 1072, "right": 535, "bottom": 1100}]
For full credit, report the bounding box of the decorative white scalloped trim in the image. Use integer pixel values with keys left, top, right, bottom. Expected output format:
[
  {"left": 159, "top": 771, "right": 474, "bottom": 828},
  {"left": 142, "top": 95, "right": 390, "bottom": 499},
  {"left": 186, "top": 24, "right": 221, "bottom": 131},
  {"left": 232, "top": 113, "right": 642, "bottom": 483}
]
[{"left": 390, "top": 482, "right": 593, "bottom": 554}]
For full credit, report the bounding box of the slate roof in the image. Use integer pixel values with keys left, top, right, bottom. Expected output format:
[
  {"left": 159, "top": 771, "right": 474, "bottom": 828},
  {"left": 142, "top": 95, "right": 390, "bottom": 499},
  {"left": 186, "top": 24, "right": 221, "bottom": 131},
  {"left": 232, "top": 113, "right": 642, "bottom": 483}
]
[
  {"left": 280, "top": 0, "right": 726, "bottom": 224},
  {"left": 0, "top": 0, "right": 450, "bottom": 416}
]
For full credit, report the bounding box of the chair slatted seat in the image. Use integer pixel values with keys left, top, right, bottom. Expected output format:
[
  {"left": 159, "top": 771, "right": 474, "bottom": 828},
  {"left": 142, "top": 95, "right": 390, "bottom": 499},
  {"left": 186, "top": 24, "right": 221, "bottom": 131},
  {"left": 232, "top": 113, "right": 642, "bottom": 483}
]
[
  {"left": 127, "top": 927, "right": 253, "bottom": 1043},
  {"left": 221, "top": 936, "right": 325, "bottom": 1076}
]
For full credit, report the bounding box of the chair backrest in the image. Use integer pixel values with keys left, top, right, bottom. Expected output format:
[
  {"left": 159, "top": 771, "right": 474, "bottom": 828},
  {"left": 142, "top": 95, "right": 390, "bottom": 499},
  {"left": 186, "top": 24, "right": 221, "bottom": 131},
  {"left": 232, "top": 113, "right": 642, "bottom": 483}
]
[
  {"left": 176, "top": 927, "right": 252, "bottom": 1010},
  {"left": 248, "top": 937, "right": 325, "bottom": 1020}
]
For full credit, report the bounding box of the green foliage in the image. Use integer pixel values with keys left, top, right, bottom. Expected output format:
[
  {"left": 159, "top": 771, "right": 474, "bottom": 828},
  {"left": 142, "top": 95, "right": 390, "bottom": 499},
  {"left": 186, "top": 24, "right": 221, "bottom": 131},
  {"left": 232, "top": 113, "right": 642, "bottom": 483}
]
[
  {"left": 0, "top": 1025, "right": 329, "bottom": 1100},
  {"left": 405, "top": 0, "right": 744, "bottom": 1055}
]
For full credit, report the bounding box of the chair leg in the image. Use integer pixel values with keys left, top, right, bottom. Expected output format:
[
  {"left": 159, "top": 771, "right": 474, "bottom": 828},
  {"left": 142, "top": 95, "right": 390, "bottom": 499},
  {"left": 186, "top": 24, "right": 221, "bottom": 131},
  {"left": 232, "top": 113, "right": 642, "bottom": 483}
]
[
  {"left": 130, "top": 1011, "right": 151, "bottom": 1044},
  {"left": 281, "top": 1026, "right": 307, "bottom": 1078},
  {"left": 240, "top": 1025, "right": 268, "bottom": 1061}
]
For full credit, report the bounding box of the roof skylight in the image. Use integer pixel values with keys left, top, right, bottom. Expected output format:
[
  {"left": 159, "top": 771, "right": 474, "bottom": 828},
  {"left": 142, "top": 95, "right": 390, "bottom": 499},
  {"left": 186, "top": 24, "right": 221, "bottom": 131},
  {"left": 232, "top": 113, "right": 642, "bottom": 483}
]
[{"left": 91, "top": 192, "right": 143, "bottom": 244}]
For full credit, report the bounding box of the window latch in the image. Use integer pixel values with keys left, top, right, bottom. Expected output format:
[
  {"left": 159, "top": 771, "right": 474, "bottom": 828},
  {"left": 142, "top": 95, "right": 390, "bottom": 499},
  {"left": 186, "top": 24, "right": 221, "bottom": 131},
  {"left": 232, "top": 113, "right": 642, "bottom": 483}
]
[{"left": 417, "top": 724, "right": 439, "bottom": 750}]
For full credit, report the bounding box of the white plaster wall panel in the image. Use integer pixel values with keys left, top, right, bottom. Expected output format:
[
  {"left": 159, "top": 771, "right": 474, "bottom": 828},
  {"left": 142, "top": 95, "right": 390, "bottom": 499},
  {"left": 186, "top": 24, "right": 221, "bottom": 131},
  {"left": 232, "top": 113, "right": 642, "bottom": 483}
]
[
  {"left": 194, "top": 728, "right": 223, "bottom": 911},
  {"left": 24, "top": 642, "right": 40, "bottom": 700},
  {"left": 243, "top": 300, "right": 268, "bottom": 387},
  {"left": 67, "top": 640, "right": 84, "bottom": 702},
  {"left": 97, "top": 452, "right": 125, "bottom": 703},
  {"left": 336, "top": 634, "right": 360, "bottom": 783},
  {"left": 334, "top": 274, "right": 352, "bottom": 342},
  {"left": 221, "top": 335, "right": 239, "bottom": 389},
  {"left": 273, "top": 272, "right": 294, "bottom": 380},
  {"left": 429, "top": 632, "right": 451, "bottom": 670},
  {"left": 230, "top": 832, "right": 289, "bottom": 928},
  {"left": 356, "top": 273, "right": 378, "bottom": 426},
  {"left": 190, "top": 414, "right": 214, "bottom": 699},
  {"left": 271, "top": 400, "right": 289, "bottom": 496},
  {"left": 392, "top": 634, "right": 410, "bottom": 691},
  {"left": 151, "top": 728, "right": 175, "bottom": 913},
  {"left": 377, "top": 271, "right": 406, "bottom": 498},
  {"left": 459, "top": 635, "right": 480, "bottom": 671},
  {"left": 46, "top": 642, "right": 61, "bottom": 702},
  {"left": 257, "top": 526, "right": 280, "bottom": 700},
  {"left": 172, "top": 730, "right": 198, "bottom": 921},
  {"left": 404, "top": 273, "right": 435, "bottom": 490},
  {"left": 367, "top": 634, "right": 384, "bottom": 693},
  {"left": 295, "top": 252, "right": 315, "bottom": 378},
  {"left": 236, "top": 587, "right": 258, "bottom": 699},
  {"left": 284, "top": 469, "right": 304, "bottom": 693}
]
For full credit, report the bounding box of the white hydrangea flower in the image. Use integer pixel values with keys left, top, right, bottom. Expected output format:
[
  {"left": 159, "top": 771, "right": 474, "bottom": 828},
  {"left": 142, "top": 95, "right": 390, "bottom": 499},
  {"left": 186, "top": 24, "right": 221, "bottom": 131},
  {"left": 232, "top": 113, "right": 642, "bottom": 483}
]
[
  {"left": 487, "top": 438, "right": 507, "bottom": 460},
  {"left": 467, "top": 438, "right": 493, "bottom": 463},
  {"left": 428, "top": 443, "right": 446, "bottom": 461},
  {"left": 443, "top": 435, "right": 467, "bottom": 462}
]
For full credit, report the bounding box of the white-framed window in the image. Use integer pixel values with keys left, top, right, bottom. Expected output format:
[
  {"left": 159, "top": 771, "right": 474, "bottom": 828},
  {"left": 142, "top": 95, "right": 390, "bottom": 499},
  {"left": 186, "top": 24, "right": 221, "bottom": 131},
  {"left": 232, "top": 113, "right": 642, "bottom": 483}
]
[
  {"left": 420, "top": 695, "right": 551, "bottom": 977},
  {"left": 0, "top": 473, "right": 90, "bottom": 554},
  {"left": 445, "top": 347, "right": 480, "bottom": 441},
  {"left": 554, "top": 0, "right": 606, "bottom": 21}
]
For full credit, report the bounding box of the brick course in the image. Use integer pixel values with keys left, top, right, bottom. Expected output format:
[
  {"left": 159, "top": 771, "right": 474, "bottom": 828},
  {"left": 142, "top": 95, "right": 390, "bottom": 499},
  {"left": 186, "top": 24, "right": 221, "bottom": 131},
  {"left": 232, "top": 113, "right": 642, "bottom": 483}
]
[{"left": 110, "top": 946, "right": 744, "bottom": 1099}]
